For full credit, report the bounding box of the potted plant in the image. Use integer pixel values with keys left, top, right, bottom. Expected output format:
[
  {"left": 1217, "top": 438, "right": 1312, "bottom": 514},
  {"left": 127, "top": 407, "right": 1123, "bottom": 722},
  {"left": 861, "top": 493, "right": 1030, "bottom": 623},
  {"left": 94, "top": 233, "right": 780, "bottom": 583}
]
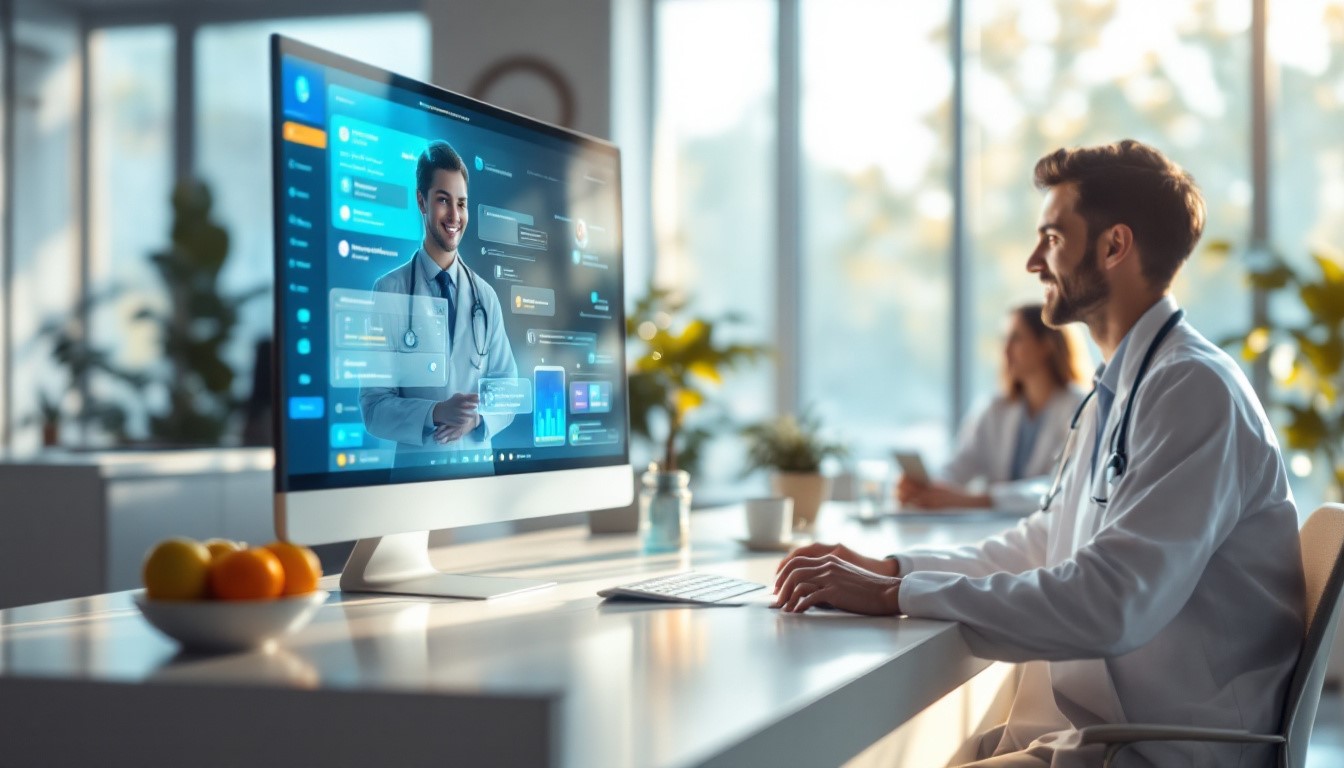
[
  {"left": 29, "top": 392, "right": 62, "bottom": 448},
  {"left": 588, "top": 286, "right": 768, "bottom": 537},
  {"left": 133, "top": 180, "right": 266, "bottom": 446},
  {"left": 30, "top": 291, "right": 146, "bottom": 447},
  {"left": 626, "top": 287, "right": 769, "bottom": 473},
  {"left": 742, "top": 411, "right": 847, "bottom": 529},
  {"left": 26, "top": 180, "right": 262, "bottom": 451},
  {"left": 1213, "top": 244, "right": 1344, "bottom": 500}
]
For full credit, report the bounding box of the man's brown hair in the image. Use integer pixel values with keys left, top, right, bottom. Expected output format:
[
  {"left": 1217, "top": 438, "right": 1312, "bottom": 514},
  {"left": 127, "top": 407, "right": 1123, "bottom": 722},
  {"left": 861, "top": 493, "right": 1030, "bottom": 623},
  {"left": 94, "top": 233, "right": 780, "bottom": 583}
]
[{"left": 1033, "top": 140, "right": 1205, "bottom": 289}]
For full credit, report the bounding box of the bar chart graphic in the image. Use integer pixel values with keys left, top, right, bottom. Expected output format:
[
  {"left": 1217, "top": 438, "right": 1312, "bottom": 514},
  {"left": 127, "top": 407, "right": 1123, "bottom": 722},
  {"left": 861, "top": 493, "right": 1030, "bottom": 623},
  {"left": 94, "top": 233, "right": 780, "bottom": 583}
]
[{"left": 533, "top": 366, "right": 567, "bottom": 447}]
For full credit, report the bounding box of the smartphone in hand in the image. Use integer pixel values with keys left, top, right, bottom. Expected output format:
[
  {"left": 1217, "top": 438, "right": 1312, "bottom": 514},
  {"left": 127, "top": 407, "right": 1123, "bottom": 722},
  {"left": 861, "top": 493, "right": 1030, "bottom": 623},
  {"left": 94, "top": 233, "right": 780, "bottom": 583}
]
[{"left": 892, "top": 451, "right": 930, "bottom": 484}]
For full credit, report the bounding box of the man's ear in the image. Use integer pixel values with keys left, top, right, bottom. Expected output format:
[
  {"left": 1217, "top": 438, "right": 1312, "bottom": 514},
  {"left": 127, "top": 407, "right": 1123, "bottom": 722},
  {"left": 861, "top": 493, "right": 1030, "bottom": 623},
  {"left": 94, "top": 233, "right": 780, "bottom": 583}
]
[
  {"left": 416, "top": 190, "right": 427, "bottom": 215},
  {"left": 1101, "top": 224, "right": 1135, "bottom": 267}
]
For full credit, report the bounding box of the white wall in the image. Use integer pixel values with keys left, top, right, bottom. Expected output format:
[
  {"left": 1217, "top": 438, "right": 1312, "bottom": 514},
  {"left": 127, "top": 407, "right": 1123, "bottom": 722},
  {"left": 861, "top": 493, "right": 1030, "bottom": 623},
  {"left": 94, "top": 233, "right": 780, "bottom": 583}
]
[
  {"left": 423, "top": 0, "right": 613, "bottom": 140},
  {"left": 422, "top": 0, "right": 653, "bottom": 305}
]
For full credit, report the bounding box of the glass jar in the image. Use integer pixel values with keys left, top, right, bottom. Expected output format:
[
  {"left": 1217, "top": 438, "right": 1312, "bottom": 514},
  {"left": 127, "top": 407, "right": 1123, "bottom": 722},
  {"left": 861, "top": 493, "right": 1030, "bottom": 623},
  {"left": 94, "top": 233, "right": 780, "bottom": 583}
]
[{"left": 639, "top": 467, "right": 690, "bottom": 553}]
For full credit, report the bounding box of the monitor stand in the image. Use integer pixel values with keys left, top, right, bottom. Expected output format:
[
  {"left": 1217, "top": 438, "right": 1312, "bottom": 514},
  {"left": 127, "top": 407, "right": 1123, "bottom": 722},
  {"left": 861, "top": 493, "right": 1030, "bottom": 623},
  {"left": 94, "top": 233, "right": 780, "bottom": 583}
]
[{"left": 338, "top": 530, "right": 556, "bottom": 600}]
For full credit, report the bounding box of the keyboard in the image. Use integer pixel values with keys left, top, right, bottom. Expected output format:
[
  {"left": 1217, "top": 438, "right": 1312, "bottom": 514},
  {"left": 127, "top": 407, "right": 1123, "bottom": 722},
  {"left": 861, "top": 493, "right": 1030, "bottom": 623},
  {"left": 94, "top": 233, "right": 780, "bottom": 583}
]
[{"left": 597, "top": 571, "right": 766, "bottom": 605}]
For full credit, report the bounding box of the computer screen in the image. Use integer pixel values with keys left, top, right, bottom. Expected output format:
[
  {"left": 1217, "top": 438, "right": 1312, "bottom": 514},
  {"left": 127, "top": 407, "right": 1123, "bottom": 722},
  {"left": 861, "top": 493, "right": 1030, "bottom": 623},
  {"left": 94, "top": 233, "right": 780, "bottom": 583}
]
[{"left": 270, "top": 36, "right": 632, "bottom": 597}]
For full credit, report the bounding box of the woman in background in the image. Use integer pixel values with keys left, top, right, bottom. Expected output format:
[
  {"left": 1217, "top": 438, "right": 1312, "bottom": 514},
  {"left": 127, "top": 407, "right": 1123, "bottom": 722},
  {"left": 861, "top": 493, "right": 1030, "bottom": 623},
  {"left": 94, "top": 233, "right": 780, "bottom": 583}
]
[{"left": 897, "top": 303, "right": 1091, "bottom": 514}]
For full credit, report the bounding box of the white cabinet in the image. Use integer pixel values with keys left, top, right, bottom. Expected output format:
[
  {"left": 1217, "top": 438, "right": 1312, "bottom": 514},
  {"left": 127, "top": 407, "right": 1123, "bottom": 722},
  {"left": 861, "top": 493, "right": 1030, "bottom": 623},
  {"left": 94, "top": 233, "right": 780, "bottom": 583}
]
[{"left": 0, "top": 449, "right": 273, "bottom": 609}]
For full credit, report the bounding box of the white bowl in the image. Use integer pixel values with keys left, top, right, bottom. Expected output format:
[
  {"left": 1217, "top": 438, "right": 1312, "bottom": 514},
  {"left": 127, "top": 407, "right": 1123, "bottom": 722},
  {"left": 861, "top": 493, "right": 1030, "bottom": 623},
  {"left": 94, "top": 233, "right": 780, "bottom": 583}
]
[{"left": 134, "top": 590, "right": 328, "bottom": 653}]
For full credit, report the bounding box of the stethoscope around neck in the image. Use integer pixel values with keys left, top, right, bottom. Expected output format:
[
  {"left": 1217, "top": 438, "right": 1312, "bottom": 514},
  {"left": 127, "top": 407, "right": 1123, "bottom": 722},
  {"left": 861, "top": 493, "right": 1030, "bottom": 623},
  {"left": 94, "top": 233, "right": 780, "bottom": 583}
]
[
  {"left": 402, "top": 256, "right": 488, "bottom": 363},
  {"left": 1038, "top": 309, "right": 1185, "bottom": 513}
]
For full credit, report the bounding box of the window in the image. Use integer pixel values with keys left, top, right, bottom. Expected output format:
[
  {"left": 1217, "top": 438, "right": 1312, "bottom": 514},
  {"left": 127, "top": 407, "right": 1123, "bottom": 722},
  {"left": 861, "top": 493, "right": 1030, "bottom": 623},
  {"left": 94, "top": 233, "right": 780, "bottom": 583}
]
[
  {"left": 10, "top": 7, "right": 82, "bottom": 450},
  {"left": 967, "top": 0, "right": 1252, "bottom": 411},
  {"left": 195, "top": 14, "right": 430, "bottom": 415},
  {"left": 652, "top": 0, "right": 776, "bottom": 493},
  {"left": 1272, "top": 1, "right": 1344, "bottom": 267},
  {"left": 799, "top": 0, "right": 953, "bottom": 460},
  {"left": 1269, "top": 0, "right": 1344, "bottom": 499},
  {"left": 88, "top": 25, "right": 175, "bottom": 438},
  {"left": 650, "top": 0, "right": 1331, "bottom": 504}
]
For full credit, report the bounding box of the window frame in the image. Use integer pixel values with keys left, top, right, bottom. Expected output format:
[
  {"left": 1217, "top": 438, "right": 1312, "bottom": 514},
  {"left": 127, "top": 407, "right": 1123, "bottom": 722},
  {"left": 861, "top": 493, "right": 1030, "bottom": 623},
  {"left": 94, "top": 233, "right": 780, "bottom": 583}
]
[
  {"left": 0, "top": 1, "right": 424, "bottom": 448},
  {"left": 651, "top": 0, "right": 1273, "bottom": 437}
]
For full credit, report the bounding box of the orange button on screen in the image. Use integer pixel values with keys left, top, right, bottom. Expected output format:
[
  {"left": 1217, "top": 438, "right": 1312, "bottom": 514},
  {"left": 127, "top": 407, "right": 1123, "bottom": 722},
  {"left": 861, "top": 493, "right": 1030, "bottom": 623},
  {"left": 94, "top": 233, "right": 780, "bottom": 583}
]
[{"left": 283, "top": 121, "right": 327, "bottom": 149}]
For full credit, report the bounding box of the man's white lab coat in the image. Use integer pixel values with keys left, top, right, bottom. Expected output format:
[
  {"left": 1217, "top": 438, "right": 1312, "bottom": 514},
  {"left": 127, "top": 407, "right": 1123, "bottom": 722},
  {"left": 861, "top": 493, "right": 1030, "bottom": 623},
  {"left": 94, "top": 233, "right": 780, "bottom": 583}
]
[
  {"left": 896, "top": 296, "right": 1306, "bottom": 767},
  {"left": 360, "top": 251, "right": 518, "bottom": 465},
  {"left": 940, "top": 386, "right": 1087, "bottom": 514}
]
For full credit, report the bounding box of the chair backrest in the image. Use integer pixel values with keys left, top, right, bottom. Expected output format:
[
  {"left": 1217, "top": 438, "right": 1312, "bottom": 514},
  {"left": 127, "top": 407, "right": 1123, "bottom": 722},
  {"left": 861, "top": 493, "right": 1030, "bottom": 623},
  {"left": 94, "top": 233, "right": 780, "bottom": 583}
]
[{"left": 1281, "top": 503, "right": 1344, "bottom": 768}]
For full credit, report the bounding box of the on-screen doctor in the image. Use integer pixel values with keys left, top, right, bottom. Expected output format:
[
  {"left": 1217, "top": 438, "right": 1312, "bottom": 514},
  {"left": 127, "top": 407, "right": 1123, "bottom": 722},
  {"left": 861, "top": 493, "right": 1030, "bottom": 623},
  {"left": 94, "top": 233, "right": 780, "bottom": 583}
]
[
  {"left": 897, "top": 303, "right": 1091, "bottom": 514},
  {"left": 360, "top": 140, "right": 517, "bottom": 464}
]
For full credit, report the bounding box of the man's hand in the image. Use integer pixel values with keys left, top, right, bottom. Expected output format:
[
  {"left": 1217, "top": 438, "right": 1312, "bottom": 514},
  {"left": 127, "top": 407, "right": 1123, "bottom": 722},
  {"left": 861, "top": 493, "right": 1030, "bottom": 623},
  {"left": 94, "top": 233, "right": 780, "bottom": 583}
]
[
  {"left": 898, "top": 477, "right": 991, "bottom": 510},
  {"left": 775, "top": 542, "right": 898, "bottom": 579},
  {"left": 431, "top": 393, "right": 481, "bottom": 444},
  {"left": 772, "top": 551, "right": 902, "bottom": 615}
]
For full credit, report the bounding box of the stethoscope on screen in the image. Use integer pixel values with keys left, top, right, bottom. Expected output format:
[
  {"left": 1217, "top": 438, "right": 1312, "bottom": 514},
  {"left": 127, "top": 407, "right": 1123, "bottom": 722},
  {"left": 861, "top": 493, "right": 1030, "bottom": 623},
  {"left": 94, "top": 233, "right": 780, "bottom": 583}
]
[
  {"left": 402, "top": 258, "right": 488, "bottom": 365},
  {"left": 1038, "top": 309, "right": 1185, "bottom": 513}
]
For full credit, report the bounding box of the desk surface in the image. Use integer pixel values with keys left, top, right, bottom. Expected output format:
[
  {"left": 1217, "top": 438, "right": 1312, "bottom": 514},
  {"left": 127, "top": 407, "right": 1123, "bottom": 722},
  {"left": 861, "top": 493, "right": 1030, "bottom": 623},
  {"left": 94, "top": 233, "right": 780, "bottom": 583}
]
[{"left": 0, "top": 505, "right": 1017, "bottom": 768}]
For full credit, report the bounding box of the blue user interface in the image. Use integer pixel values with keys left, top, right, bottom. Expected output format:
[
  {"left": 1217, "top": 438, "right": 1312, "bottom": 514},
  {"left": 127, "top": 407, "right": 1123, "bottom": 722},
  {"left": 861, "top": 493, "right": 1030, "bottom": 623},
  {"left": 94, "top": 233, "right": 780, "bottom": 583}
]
[{"left": 274, "top": 45, "right": 627, "bottom": 491}]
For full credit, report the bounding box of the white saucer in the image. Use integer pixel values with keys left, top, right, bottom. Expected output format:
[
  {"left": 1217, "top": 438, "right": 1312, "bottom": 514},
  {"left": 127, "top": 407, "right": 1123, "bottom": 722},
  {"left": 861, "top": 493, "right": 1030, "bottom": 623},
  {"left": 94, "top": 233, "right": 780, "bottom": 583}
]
[{"left": 736, "top": 537, "right": 809, "bottom": 553}]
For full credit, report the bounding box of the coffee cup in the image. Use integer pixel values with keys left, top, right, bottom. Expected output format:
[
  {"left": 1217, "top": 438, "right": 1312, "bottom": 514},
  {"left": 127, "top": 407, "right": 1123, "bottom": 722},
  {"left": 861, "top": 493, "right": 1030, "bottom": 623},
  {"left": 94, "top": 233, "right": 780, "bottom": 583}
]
[{"left": 744, "top": 497, "right": 794, "bottom": 545}]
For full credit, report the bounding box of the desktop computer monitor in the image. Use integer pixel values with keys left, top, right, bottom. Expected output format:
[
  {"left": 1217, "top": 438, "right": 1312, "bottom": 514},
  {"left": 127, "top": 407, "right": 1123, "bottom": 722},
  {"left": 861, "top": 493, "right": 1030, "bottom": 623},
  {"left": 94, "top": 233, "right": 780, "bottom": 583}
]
[{"left": 269, "top": 36, "right": 633, "bottom": 599}]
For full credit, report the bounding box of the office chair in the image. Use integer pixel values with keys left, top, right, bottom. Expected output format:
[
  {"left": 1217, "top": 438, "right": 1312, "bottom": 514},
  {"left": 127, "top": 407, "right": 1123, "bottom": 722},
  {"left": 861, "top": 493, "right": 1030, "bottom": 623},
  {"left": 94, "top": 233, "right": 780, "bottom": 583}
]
[{"left": 1074, "top": 503, "right": 1344, "bottom": 768}]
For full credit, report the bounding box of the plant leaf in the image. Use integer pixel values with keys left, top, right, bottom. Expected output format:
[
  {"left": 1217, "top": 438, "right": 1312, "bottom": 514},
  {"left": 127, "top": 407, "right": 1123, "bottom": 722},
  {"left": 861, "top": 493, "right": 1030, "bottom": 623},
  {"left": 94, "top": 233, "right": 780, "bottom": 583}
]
[
  {"left": 1300, "top": 281, "right": 1344, "bottom": 327},
  {"left": 675, "top": 388, "right": 704, "bottom": 415},
  {"left": 1315, "top": 252, "right": 1344, "bottom": 286},
  {"left": 1291, "top": 329, "right": 1344, "bottom": 378},
  {"left": 1247, "top": 263, "right": 1295, "bottom": 290},
  {"left": 1283, "top": 405, "right": 1327, "bottom": 452},
  {"left": 688, "top": 361, "right": 722, "bottom": 385},
  {"left": 1204, "top": 239, "right": 1233, "bottom": 258}
]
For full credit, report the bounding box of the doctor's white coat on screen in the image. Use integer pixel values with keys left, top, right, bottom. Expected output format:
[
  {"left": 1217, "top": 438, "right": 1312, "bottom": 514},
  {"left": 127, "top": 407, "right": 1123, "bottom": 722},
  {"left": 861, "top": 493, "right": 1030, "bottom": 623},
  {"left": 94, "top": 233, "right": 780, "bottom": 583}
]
[
  {"left": 360, "top": 250, "right": 517, "bottom": 465},
  {"left": 895, "top": 297, "right": 1305, "bottom": 767}
]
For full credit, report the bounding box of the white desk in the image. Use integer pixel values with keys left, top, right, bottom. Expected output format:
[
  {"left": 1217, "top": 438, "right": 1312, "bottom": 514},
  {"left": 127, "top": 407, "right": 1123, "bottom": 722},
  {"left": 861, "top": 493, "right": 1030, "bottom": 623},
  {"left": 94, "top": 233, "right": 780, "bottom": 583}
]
[{"left": 0, "top": 505, "right": 1019, "bottom": 768}]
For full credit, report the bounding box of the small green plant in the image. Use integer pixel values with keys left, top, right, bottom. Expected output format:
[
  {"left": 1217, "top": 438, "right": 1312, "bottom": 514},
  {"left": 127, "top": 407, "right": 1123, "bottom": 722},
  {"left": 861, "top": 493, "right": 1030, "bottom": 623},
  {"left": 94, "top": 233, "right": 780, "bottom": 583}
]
[
  {"left": 741, "top": 410, "right": 847, "bottom": 475},
  {"left": 1214, "top": 242, "right": 1344, "bottom": 497},
  {"left": 24, "top": 391, "right": 63, "bottom": 446},
  {"left": 626, "top": 286, "right": 769, "bottom": 473}
]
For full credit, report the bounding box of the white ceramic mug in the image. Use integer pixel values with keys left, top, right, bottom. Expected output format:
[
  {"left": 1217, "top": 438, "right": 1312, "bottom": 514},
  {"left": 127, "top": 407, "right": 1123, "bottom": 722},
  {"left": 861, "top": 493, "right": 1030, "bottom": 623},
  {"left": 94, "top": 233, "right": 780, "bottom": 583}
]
[{"left": 744, "top": 497, "right": 794, "bottom": 544}]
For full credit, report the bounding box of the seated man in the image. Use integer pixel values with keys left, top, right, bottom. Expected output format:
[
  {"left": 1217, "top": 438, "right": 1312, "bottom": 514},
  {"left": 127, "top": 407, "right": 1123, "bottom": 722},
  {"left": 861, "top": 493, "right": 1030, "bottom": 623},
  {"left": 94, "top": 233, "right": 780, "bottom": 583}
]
[{"left": 774, "top": 140, "right": 1305, "bottom": 767}]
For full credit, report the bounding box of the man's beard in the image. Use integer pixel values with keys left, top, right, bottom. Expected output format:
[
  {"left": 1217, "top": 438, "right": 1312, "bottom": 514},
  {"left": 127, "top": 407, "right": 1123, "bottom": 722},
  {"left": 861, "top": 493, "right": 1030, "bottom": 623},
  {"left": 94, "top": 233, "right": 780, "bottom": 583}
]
[
  {"left": 1043, "top": 241, "right": 1109, "bottom": 327},
  {"left": 428, "top": 222, "right": 452, "bottom": 253}
]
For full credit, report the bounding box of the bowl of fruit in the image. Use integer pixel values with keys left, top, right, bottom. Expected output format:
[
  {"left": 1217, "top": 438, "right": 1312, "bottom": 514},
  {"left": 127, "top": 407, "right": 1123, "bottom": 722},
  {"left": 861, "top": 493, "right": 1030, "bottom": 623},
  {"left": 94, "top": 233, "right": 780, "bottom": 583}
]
[{"left": 135, "top": 537, "right": 327, "bottom": 653}]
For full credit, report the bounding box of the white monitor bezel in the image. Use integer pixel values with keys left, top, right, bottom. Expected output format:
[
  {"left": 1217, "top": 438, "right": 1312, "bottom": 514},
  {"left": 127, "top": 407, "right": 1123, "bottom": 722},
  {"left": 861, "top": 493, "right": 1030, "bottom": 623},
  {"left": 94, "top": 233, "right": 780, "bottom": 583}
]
[{"left": 270, "top": 35, "right": 633, "bottom": 546}]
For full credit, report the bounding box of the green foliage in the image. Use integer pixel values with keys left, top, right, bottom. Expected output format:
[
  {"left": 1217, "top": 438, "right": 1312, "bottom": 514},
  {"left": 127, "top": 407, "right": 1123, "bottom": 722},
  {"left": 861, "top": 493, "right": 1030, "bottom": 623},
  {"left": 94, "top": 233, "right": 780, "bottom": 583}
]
[
  {"left": 30, "top": 290, "right": 148, "bottom": 443},
  {"left": 741, "top": 410, "right": 847, "bottom": 475},
  {"left": 626, "top": 286, "right": 770, "bottom": 473},
  {"left": 134, "top": 180, "right": 265, "bottom": 445},
  {"left": 1214, "top": 241, "right": 1344, "bottom": 495}
]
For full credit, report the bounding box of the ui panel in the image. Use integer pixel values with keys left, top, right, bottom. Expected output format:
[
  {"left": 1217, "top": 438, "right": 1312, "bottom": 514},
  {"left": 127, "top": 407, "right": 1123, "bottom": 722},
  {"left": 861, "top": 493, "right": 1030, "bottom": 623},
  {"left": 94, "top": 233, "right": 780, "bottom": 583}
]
[{"left": 274, "top": 49, "right": 627, "bottom": 492}]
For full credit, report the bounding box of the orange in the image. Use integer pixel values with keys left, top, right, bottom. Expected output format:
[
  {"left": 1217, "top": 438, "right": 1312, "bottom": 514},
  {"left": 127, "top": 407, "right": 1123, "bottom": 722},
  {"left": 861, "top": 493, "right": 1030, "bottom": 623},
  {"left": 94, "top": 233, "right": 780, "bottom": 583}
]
[
  {"left": 209, "top": 548, "right": 285, "bottom": 600},
  {"left": 142, "top": 537, "right": 212, "bottom": 600},
  {"left": 203, "top": 538, "right": 244, "bottom": 561},
  {"left": 264, "top": 541, "right": 323, "bottom": 596}
]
